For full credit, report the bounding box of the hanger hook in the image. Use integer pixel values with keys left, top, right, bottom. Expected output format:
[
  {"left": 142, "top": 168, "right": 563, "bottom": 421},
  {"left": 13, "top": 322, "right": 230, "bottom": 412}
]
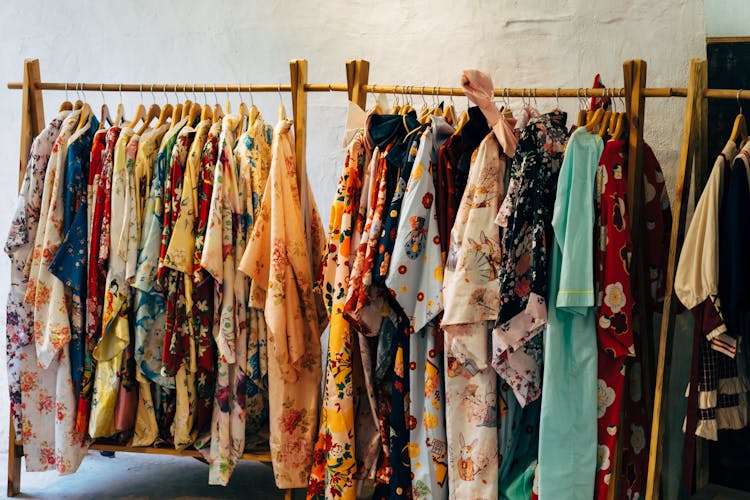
[
  {"left": 213, "top": 85, "right": 218, "bottom": 105},
  {"left": 100, "top": 83, "right": 105, "bottom": 106},
  {"left": 150, "top": 84, "right": 156, "bottom": 103},
  {"left": 278, "top": 83, "right": 283, "bottom": 104},
  {"left": 139, "top": 84, "right": 143, "bottom": 104},
  {"left": 118, "top": 83, "right": 123, "bottom": 105},
  {"left": 192, "top": 84, "right": 197, "bottom": 103},
  {"left": 80, "top": 83, "right": 87, "bottom": 103},
  {"left": 248, "top": 84, "right": 254, "bottom": 106},
  {"left": 65, "top": 82, "right": 69, "bottom": 102},
  {"left": 163, "top": 84, "right": 169, "bottom": 104},
  {"left": 555, "top": 88, "right": 560, "bottom": 109},
  {"left": 738, "top": 89, "right": 743, "bottom": 115}
]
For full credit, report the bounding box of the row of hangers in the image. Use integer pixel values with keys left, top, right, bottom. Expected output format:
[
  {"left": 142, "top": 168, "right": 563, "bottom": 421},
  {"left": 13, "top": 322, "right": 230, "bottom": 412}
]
[
  {"left": 57, "top": 83, "right": 290, "bottom": 137},
  {"left": 575, "top": 88, "right": 628, "bottom": 141}
]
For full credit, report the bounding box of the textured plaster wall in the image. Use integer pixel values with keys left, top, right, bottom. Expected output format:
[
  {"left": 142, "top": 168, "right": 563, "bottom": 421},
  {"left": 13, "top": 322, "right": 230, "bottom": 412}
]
[{"left": 0, "top": 0, "right": 705, "bottom": 451}]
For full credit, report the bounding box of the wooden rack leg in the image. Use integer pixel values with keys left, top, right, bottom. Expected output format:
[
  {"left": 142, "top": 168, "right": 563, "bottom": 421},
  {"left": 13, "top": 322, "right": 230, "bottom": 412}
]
[
  {"left": 8, "top": 57, "right": 45, "bottom": 498},
  {"left": 645, "top": 58, "right": 706, "bottom": 500},
  {"left": 345, "top": 59, "right": 370, "bottom": 110},
  {"left": 290, "top": 58, "right": 309, "bottom": 241}
]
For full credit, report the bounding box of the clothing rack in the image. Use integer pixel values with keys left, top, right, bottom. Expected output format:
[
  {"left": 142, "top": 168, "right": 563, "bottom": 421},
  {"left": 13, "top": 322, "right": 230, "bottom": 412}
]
[
  {"left": 645, "top": 57, "right": 750, "bottom": 500},
  {"left": 4, "top": 56, "right": 731, "bottom": 499}
]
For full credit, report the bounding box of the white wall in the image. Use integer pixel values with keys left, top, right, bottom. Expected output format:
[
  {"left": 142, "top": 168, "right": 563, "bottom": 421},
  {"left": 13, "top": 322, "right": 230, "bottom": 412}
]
[{"left": 0, "top": 0, "right": 705, "bottom": 450}]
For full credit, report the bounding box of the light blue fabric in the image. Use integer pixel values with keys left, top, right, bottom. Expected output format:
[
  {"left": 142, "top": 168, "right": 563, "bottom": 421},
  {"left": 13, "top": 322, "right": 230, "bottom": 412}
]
[{"left": 538, "top": 128, "right": 602, "bottom": 499}]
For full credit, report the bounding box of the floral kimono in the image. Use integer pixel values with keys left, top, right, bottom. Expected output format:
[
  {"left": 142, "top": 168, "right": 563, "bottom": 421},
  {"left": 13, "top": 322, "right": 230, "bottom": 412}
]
[
  {"left": 492, "top": 111, "right": 568, "bottom": 407},
  {"left": 162, "top": 119, "right": 211, "bottom": 449},
  {"left": 78, "top": 129, "right": 113, "bottom": 431},
  {"left": 593, "top": 140, "right": 635, "bottom": 498},
  {"left": 307, "top": 131, "right": 368, "bottom": 500},
  {"left": 201, "top": 114, "right": 250, "bottom": 484},
  {"left": 23, "top": 109, "right": 89, "bottom": 474},
  {"left": 239, "top": 119, "right": 327, "bottom": 489},
  {"left": 133, "top": 118, "right": 186, "bottom": 388},
  {"left": 190, "top": 120, "right": 222, "bottom": 448},
  {"left": 384, "top": 116, "right": 453, "bottom": 500},
  {"left": 5, "top": 112, "right": 66, "bottom": 458},
  {"left": 132, "top": 118, "right": 187, "bottom": 445},
  {"left": 442, "top": 133, "right": 507, "bottom": 500},
  {"left": 48, "top": 112, "right": 99, "bottom": 393},
  {"left": 89, "top": 128, "right": 137, "bottom": 438},
  {"left": 235, "top": 115, "right": 274, "bottom": 439}
]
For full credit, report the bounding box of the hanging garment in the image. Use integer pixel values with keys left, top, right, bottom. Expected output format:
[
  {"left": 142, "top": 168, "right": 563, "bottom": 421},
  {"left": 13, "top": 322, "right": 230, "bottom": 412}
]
[
  {"left": 386, "top": 116, "right": 453, "bottom": 500},
  {"left": 130, "top": 124, "right": 171, "bottom": 447},
  {"left": 538, "top": 126, "right": 602, "bottom": 500},
  {"left": 674, "top": 141, "right": 748, "bottom": 440},
  {"left": 614, "top": 142, "right": 670, "bottom": 499},
  {"left": 23, "top": 109, "right": 89, "bottom": 474},
  {"left": 162, "top": 118, "right": 211, "bottom": 449},
  {"left": 592, "top": 140, "right": 635, "bottom": 499},
  {"left": 89, "top": 127, "right": 137, "bottom": 438},
  {"left": 201, "top": 114, "right": 250, "bottom": 485},
  {"left": 492, "top": 111, "right": 568, "bottom": 407},
  {"left": 235, "top": 115, "right": 273, "bottom": 441},
  {"left": 240, "top": 118, "right": 327, "bottom": 489},
  {"left": 307, "top": 130, "right": 368, "bottom": 500},
  {"left": 442, "top": 132, "right": 507, "bottom": 500},
  {"left": 48, "top": 112, "right": 99, "bottom": 392},
  {"left": 5, "top": 111, "right": 66, "bottom": 464},
  {"left": 77, "top": 129, "right": 107, "bottom": 431}
]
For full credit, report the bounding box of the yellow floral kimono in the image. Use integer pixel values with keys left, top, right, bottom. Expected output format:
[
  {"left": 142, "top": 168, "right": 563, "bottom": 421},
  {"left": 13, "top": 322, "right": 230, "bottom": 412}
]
[
  {"left": 163, "top": 118, "right": 211, "bottom": 449},
  {"left": 89, "top": 128, "right": 137, "bottom": 438},
  {"left": 239, "top": 119, "right": 327, "bottom": 489}
]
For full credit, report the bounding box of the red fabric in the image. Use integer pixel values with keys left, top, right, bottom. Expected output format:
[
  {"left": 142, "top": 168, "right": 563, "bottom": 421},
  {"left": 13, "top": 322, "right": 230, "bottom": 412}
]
[{"left": 594, "top": 140, "right": 635, "bottom": 499}]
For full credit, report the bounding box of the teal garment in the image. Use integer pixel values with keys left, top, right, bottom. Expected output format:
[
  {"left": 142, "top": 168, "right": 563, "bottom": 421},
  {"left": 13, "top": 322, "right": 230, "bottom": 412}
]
[{"left": 538, "top": 127, "right": 601, "bottom": 499}]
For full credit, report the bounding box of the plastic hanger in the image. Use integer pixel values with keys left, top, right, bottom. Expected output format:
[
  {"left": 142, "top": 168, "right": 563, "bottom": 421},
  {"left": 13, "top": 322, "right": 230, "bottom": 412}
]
[
  {"left": 729, "top": 90, "right": 748, "bottom": 145},
  {"left": 59, "top": 83, "right": 73, "bottom": 112}
]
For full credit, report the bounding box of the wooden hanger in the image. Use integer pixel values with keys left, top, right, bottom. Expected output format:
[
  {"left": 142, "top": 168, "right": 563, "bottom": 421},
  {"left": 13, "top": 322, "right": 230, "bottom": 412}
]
[
  {"left": 599, "top": 110, "right": 612, "bottom": 138},
  {"left": 611, "top": 113, "right": 627, "bottom": 141},
  {"left": 59, "top": 83, "right": 73, "bottom": 112},
  {"left": 180, "top": 99, "right": 192, "bottom": 121},
  {"left": 126, "top": 103, "right": 146, "bottom": 129},
  {"left": 76, "top": 102, "right": 92, "bottom": 132},
  {"left": 137, "top": 103, "right": 160, "bottom": 135},
  {"left": 585, "top": 108, "right": 605, "bottom": 134},
  {"left": 155, "top": 103, "right": 173, "bottom": 128},
  {"left": 170, "top": 102, "right": 183, "bottom": 130},
  {"left": 188, "top": 102, "right": 201, "bottom": 125},
  {"left": 453, "top": 110, "right": 469, "bottom": 136},
  {"left": 200, "top": 103, "right": 212, "bottom": 122},
  {"left": 729, "top": 91, "right": 747, "bottom": 145}
]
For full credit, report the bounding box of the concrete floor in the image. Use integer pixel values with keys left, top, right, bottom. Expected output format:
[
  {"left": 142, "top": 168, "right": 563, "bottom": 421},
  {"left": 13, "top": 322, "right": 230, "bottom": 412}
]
[{"left": 1, "top": 451, "right": 304, "bottom": 499}]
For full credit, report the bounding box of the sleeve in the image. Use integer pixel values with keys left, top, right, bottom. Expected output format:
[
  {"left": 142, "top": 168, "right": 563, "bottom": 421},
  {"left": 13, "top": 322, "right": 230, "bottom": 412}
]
[{"left": 553, "top": 135, "right": 599, "bottom": 315}]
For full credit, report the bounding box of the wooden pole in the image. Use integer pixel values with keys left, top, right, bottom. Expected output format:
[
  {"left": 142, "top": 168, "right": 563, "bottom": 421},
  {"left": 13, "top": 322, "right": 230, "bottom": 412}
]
[
  {"left": 645, "top": 58, "right": 706, "bottom": 500},
  {"left": 345, "top": 59, "right": 370, "bottom": 110},
  {"left": 290, "top": 59, "right": 310, "bottom": 241},
  {"left": 8, "top": 58, "right": 45, "bottom": 497}
]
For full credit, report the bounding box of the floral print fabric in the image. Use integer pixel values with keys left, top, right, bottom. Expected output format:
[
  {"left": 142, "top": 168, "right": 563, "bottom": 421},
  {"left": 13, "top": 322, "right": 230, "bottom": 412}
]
[
  {"left": 5, "top": 112, "right": 66, "bottom": 445},
  {"left": 492, "top": 111, "right": 568, "bottom": 407},
  {"left": 240, "top": 119, "right": 327, "bottom": 489}
]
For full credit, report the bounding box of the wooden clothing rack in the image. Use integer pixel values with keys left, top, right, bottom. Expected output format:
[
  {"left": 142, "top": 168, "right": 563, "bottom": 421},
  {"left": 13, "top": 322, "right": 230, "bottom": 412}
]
[
  {"left": 4, "top": 56, "right": 742, "bottom": 499},
  {"left": 645, "top": 58, "right": 750, "bottom": 500}
]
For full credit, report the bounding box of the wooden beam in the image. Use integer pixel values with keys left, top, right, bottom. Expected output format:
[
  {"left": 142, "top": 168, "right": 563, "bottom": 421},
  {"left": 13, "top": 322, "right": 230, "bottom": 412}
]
[
  {"left": 645, "top": 58, "right": 706, "bottom": 500},
  {"left": 706, "top": 36, "right": 750, "bottom": 44},
  {"left": 8, "top": 59, "right": 45, "bottom": 497},
  {"left": 289, "top": 58, "right": 310, "bottom": 240},
  {"left": 345, "top": 59, "right": 370, "bottom": 110}
]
